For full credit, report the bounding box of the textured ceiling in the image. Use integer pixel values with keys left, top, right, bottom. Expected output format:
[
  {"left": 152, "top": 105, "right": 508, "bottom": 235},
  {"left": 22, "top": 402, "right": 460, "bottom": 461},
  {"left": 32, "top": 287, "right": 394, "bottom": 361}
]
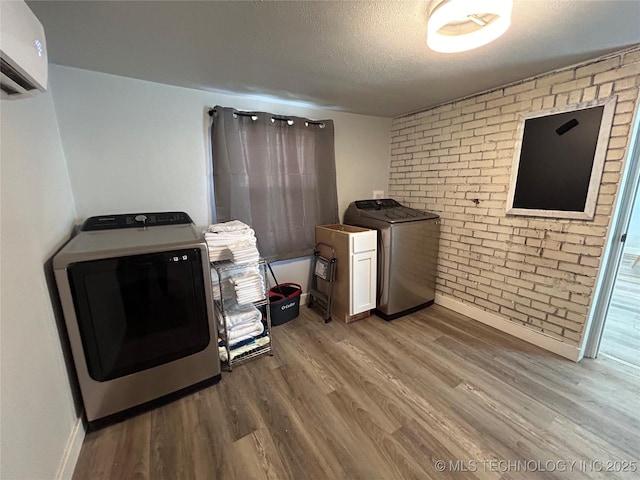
[{"left": 27, "top": 0, "right": 640, "bottom": 117}]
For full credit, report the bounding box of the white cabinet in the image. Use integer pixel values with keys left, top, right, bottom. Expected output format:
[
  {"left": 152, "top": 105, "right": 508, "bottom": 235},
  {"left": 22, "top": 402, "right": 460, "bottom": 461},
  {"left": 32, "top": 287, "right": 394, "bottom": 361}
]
[
  {"left": 315, "top": 224, "right": 377, "bottom": 322},
  {"left": 351, "top": 249, "right": 376, "bottom": 313}
]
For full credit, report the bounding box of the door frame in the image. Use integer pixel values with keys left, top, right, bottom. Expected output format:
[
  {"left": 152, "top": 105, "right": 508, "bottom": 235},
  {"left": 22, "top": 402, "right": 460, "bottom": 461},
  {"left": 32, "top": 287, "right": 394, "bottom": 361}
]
[{"left": 582, "top": 96, "right": 640, "bottom": 359}]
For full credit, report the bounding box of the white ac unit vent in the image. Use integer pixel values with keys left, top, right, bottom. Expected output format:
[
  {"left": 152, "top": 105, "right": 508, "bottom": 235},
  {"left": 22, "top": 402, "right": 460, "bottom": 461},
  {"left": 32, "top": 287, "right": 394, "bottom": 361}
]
[{"left": 0, "top": 0, "right": 48, "bottom": 100}]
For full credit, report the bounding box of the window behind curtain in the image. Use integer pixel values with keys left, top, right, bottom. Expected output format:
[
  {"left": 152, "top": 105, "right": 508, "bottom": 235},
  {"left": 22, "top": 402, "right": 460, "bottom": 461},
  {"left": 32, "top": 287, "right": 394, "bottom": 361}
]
[{"left": 210, "top": 106, "right": 339, "bottom": 261}]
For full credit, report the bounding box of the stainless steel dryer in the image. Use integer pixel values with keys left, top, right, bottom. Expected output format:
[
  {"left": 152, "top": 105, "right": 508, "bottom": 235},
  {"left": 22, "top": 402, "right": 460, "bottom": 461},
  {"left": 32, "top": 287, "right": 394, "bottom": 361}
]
[
  {"left": 54, "top": 212, "right": 221, "bottom": 428},
  {"left": 344, "top": 199, "right": 440, "bottom": 320}
]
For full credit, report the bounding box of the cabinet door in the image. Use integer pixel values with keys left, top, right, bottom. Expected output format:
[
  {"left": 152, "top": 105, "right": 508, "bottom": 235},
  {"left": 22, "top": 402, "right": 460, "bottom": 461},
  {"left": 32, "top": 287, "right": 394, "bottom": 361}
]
[{"left": 350, "top": 250, "right": 376, "bottom": 314}]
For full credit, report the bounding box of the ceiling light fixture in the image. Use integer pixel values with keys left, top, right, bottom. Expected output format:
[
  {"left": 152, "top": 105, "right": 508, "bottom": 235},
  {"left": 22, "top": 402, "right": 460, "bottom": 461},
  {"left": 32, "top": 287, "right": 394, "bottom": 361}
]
[{"left": 427, "top": 0, "right": 513, "bottom": 53}]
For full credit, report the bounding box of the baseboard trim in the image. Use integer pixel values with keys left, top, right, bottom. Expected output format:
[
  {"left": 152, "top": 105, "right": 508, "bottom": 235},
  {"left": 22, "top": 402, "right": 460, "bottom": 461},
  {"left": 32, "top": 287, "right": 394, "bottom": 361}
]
[
  {"left": 56, "top": 417, "right": 85, "bottom": 480},
  {"left": 435, "top": 293, "right": 581, "bottom": 362}
]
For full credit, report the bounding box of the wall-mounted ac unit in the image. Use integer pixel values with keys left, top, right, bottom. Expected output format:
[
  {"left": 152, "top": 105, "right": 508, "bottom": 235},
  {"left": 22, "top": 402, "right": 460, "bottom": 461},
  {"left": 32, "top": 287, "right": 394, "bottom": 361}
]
[{"left": 0, "top": 0, "right": 47, "bottom": 99}]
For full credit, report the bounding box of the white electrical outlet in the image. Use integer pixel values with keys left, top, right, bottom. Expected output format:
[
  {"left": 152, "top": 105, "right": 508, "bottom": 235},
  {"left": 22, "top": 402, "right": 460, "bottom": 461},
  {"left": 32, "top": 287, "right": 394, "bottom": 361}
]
[{"left": 373, "top": 190, "right": 384, "bottom": 199}]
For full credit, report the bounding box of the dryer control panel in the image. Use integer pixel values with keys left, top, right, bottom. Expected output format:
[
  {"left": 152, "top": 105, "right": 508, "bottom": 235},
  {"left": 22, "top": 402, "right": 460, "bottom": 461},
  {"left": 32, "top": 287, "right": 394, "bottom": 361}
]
[{"left": 82, "top": 211, "right": 193, "bottom": 231}]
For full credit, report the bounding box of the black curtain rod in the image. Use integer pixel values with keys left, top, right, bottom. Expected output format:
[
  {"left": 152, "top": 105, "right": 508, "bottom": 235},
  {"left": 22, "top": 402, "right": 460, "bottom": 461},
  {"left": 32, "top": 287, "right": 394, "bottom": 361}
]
[
  {"left": 207, "top": 109, "right": 254, "bottom": 118},
  {"left": 208, "top": 108, "right": 324, "bottom": 125}
]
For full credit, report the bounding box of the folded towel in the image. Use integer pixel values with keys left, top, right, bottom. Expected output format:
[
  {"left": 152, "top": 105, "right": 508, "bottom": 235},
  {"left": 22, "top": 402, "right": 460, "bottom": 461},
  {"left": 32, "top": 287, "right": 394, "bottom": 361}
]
[
  {"left": 227, "top": 321, "right": 264, "bottom": 346},
  {"left": 228, "top": 264, "right": 260, "bottom": 276},
  {"left": 224, "top": 304, "right": 262, "bottom": 330},
  {"left": 233, "top": 253, "right": 260, "bottom": 264},
  {"left": 219, "top": 335, "right": 270, "bottom": 362},
  {"left": 232, "top": 270, "right": 262, "bottom": 284},
  {"left": 204, "top": 220, "right": 261, "bottom": 265},
  {"left": 208, "top": 247, "right": 233, "bottom": 262},
  {"left": 205, "top": 233, "right": 257, "bottom": 245},
  {"left": 216, "top": 305, "right": 263, "bottom": 331},
  {"left": 231, "top": 269, "right": 264, "bottom": 304},
  {"left": 206, "top": 220, "right": 254, "bottom": 235},
  {"left": 234, "top": 282, "right": 263, "bottom": 292},
  {"left": 230, "top": 241, "right": 260, "bottom": 264},
  {"left": 232, "top": 274, "right": 265, "bottom": 304},
  {"left": 236, "top": 293, "right": 264, "bottom": 304},
  {"left": 218, "top": 330, "right": 267, "bottom": 349},
  {"left": 210, "top": 270, "right": 236, "bottom": 300}
]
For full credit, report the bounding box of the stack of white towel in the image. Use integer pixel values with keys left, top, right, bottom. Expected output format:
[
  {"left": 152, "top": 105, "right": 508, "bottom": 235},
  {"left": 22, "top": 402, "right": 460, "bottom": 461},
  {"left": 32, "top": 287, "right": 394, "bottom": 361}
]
[
  {"left": 217, "top": 304, "right": 265, "bottom": 347},
  {"left": 232, "top": 266, "right": 265, "bottom": 304},
  {"left": 211, "top": 265, "right": 264, "bottom": 304},
  {"left": 204, "top": 220, "right": 260, "bottom": 264}
]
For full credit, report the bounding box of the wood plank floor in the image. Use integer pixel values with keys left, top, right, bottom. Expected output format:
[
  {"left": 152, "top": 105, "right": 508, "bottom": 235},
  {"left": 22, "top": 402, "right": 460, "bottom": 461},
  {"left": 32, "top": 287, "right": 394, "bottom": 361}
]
[
  {"left": 73, "top": 305, "right": 640, "bottom": 480},
  {"left": 600, "top": 251, "right": 640, "bottom": 368}
]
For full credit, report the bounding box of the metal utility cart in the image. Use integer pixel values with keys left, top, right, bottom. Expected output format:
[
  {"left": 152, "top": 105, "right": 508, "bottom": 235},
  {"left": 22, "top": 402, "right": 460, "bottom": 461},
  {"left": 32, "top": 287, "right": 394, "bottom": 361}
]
[
  {"left": 307, "top": 242, "right": 337, "bottom": 323},
  {"left": 211, "top": 259, "right": 273, "bottom": 370}
]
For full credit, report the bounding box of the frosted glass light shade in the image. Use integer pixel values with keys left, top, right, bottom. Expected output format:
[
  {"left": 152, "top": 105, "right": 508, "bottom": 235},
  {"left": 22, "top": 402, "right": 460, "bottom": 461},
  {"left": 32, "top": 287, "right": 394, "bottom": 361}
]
[{"left": 427, "top": 0, "right": 513, "bottom": 53}]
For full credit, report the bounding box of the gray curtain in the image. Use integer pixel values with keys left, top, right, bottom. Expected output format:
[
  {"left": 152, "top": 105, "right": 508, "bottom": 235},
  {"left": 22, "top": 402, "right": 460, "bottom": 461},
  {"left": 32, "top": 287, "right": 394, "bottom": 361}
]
[{"left": 211, "top": 106, "right": 339, "bottom": 261}]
